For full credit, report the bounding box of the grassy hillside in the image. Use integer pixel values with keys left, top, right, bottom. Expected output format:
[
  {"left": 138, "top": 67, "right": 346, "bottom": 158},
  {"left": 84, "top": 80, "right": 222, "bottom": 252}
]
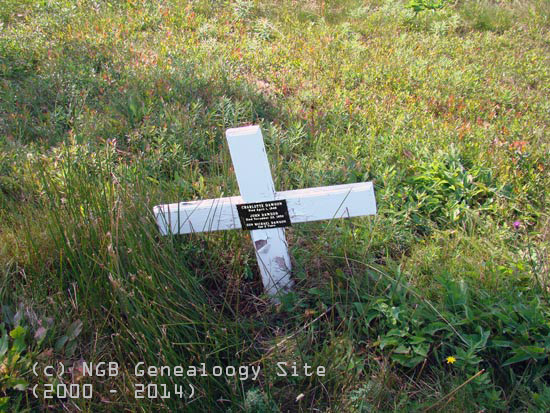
[{"left": 1, "top": 0, "right": 549, "bottom": 411}]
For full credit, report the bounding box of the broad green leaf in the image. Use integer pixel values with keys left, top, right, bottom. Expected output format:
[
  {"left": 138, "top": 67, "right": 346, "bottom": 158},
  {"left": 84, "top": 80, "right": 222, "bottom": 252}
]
[
  {"left": 409, "top": 335, "right": 427, "bottom": 344},
  {"left": 55, "top": 335, "right": 69, "bottom": 352},
  {"left": 9, "top": 326, "right": 25, "bottom": 340},
  {"left": 522, "top": 346, "right": 546, "bottom": 355},
  {"left": 490, "top": 339, "right": 514, "bottom": 348},
  {"left": 379, "top": 336, "right": 400, "bottom": 349},
  {"left": 66, "top": 320, "right": 83, "bottom": 341},
  {"left": 391, "top": 354, "right": 425, "bottom": 368},
  {"left": 352, "top": 302, "right": 367, "bottom": 315},
  {"left": 502, "top": 352, "right": 532, "bottom": 366},
  {"left": 0, "top": 330, "right": 8, "bottom": 357},
  {"left": 65, "top": 340, "right": 77, "bottom": 357},
  {"left": 386, "top": 329, "right": 408, "bottom": 337},
  {"left": 2, "top": 306, "right": 14, "bottom": 325},
  {"left": 393, "top": 345, "right": 410, "bottom": 354},
  {"left": 365, "top": 310, "right": 380, "bottom": 326},
  {"left": 422, "top": 322, "right": 448, "bottom": 335},
  {"left": 9, "top": 326, "right": 26, "bottom": 353},
  {"left": 413, "top": 344, "right": 430, "bottom": 358},
  {"left": 521, "top": 346, "right": 546, "bottom": 359}
]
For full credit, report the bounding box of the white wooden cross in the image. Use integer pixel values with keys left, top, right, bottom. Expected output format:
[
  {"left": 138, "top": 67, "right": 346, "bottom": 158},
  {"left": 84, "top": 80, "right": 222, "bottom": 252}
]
[{"left": 154, "top": 125, "right": 376, "bottom": 297}]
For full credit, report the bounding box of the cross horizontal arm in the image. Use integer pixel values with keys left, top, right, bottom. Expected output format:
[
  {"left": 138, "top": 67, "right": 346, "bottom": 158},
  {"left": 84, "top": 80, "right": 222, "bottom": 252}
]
[{"left": 154, "top": 182, "right": 376, "bottom": 235}]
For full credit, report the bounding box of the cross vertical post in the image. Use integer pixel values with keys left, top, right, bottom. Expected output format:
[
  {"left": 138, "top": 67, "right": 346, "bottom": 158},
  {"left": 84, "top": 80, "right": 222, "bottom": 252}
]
[{"left": 226, "top": 126, "right": 293, "bottom": 295}]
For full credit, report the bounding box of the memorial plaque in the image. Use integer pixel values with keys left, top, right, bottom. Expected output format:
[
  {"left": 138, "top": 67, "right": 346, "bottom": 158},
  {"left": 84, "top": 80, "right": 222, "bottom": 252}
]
[{"left": 236, "top": 200, "right": 291, "bottom": 230}]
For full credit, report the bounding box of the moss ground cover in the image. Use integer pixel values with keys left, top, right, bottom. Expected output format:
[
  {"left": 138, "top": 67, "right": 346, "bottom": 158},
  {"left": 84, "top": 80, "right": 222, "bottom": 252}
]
[{"left": 1, "top": 0, "right": 549, "bottom": 411}]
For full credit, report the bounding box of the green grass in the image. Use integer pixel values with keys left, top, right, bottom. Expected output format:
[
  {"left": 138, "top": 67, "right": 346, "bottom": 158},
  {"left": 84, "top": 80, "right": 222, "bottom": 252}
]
[{"left": 1, "top": 0, "right": 549, "bottom": 411}]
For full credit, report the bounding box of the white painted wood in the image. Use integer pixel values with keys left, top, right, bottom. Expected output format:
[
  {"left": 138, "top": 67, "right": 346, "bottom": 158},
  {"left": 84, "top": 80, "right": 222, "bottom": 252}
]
[
  {"left": 280, "top": 182, "right": 377, "bottom": 223},
  {"left": 154, "top": 196, "right": 244, "bottom": 235},
  {"left": 226, "top": 126, "right": 292, "bottom": 296},
  {"left": 153, "top": 182, "right": 376, "bottom": 235},
  {"left": 153, "top": 125, "right": 378, "bottom": 298}
]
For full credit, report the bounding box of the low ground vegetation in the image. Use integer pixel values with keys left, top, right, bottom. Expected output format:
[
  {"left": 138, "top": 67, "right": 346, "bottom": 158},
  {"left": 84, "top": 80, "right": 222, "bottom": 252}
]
[{"left": 1, "top": 0, "right": 549, "bottom": 411}]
